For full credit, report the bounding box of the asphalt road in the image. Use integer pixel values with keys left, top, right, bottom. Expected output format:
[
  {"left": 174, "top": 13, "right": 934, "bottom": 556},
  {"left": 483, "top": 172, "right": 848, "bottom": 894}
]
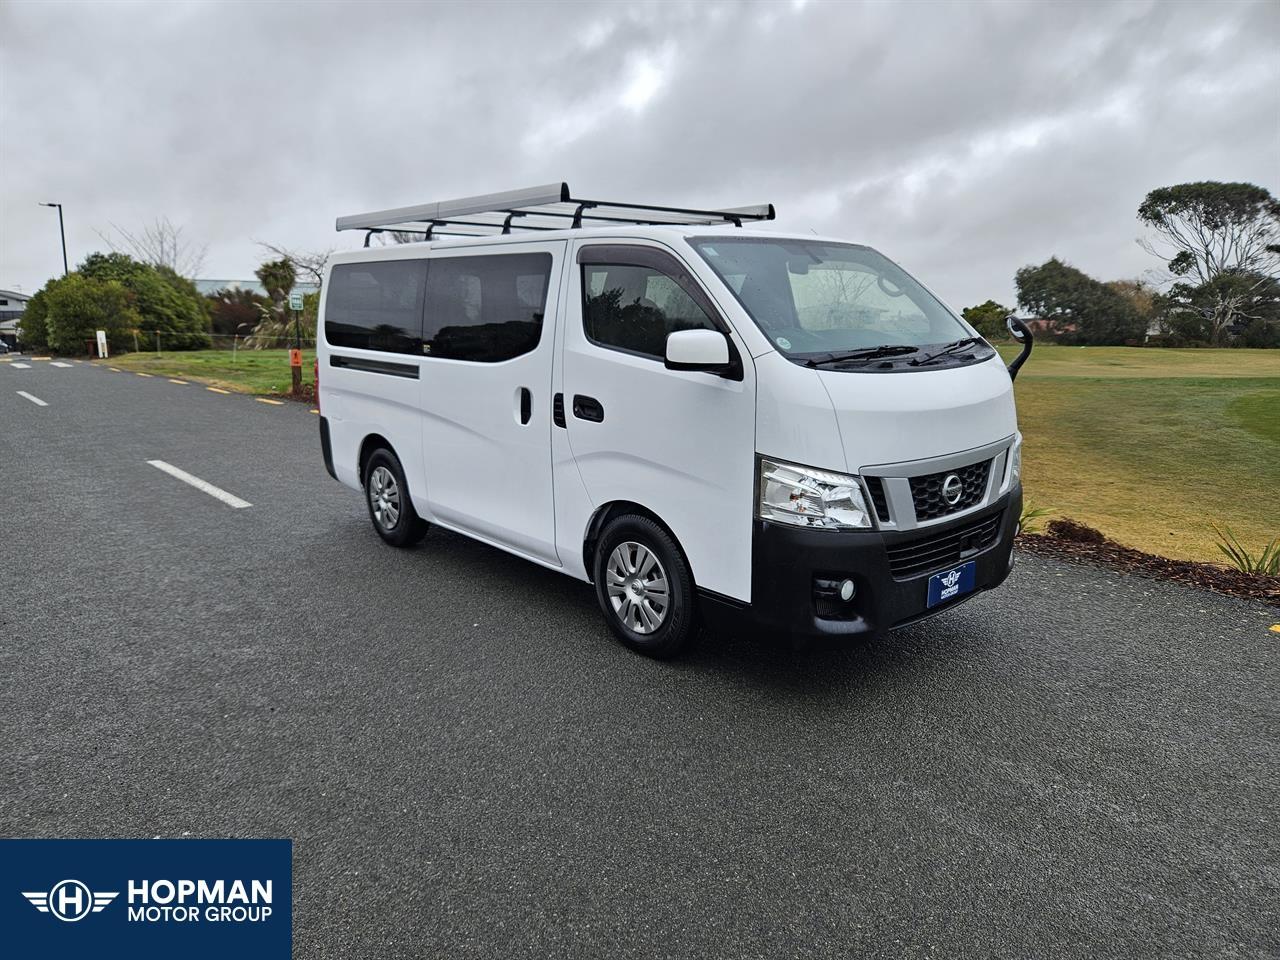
[{"left": 2, "top": 357, "right": 1276, "bottom": 959}]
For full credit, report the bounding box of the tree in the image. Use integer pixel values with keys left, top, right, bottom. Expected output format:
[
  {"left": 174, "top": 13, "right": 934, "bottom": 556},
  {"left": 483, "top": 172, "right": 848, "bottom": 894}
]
[
  {"left": 79, "top": 252, "right": 211, "bottom": 349},
  {"left": 41, "top": 274, "right": 139, "bottom": 354},
  {"left": 1158, "top": 270, "right": 1280, "bottom": 346},
  {"left": 255, "top": 242, "right": 332, "bottom": 287},
  {"left": 961, "top": 300, "right": 1011, "bottom": 340},
  {"left": 1138, "top": 182, "right": 1280, "bottom": 346},
  {"left": 255, "top": 258, "right": 296, "bottom": 303},
  {"left": 96, "top": 217, "right": 208, "bottom": 278},
  {"left": 245, "top": 258, "right": 299, "bottom": 348},
  {"left": 1105, "top": 279, "right": 1156, "bottom": 327},
  {"left": 18, "top": 288, "right": 49, "bottom": 350},
  {"left": 1015, "top": 257, "right": 1145, "bottom": 345}
]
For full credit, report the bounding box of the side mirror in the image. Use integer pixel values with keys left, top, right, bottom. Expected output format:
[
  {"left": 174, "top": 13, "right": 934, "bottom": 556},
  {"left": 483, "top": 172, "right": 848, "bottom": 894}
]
[
  {"left": 665, "top": 329, "right": 732, "bottom": 373},
  {"left": 1005, "top": 316, "right": 1034, "bottom": 381}
]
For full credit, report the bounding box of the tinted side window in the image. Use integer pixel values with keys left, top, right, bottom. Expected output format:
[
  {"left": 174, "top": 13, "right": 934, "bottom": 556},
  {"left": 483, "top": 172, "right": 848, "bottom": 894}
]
[
  {"left": 423, "top": 253, "right": 552, "bottom": 362},
  {"left": 325, "top": 260, "right": 426, "bottom": 353},
  {"left": 582, "top": 263, "right": 719, "bottom": 359}
]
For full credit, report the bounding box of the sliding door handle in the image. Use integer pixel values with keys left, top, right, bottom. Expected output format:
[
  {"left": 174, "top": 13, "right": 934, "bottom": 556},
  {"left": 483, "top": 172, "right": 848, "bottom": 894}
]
[
  {"left": 519, "top": 387, "right": 532, "bottom": 425},
  {"left": 572, "top": 395, "right": 604, "bottom": 423}
]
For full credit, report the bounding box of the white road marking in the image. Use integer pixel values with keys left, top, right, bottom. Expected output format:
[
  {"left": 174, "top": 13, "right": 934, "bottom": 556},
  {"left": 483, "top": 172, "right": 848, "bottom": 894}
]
[
  {"left": 255, "top": 397, "right": 284, "bottom": 405},
  {"left": 50, "top": 361, "right": 73, "bottom": 368},
  {"left": 146, "top": 460, "right": 252, "bottom": 509},
  {"left": 10, "top": 362, "right": 31, "bottom": 369},
  {"left": 17, "top": 391, "right": 48, "bottom": 406}
]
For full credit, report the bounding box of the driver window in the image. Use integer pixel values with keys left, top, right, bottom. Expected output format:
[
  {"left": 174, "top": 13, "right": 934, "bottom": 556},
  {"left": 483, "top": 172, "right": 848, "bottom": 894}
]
[{"left": 582, "top": 263, "right": 719, "bottom": 360}]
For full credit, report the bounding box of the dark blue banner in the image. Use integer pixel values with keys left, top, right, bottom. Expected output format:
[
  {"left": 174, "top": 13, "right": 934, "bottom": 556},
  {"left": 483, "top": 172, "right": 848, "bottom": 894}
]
[{"left": 0, "top": 839, "right": 291, "bottom": 960}]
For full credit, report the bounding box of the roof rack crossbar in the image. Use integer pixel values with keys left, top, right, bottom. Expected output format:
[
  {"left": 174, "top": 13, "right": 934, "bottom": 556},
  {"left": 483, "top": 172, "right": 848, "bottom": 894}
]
[{"left": 337, "top": 182, "right": 774, "bottom": 236}]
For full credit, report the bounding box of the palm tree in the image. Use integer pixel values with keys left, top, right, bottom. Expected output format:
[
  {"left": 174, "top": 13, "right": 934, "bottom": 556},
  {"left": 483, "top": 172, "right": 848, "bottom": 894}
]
[{"left": 246, "top": 258, "right": 298, "bottom": 349}]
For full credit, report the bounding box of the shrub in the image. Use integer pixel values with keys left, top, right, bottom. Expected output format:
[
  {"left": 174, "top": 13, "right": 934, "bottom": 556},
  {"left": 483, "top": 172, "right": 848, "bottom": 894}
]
[
  {"left": 1018, "top": 504, "right": 1052, "bottom": 534},
  {"left": 18, "top": 288, "right": 49, "bottom": 350},
  {"left": 42, "top": 274, "right": 139, "bottom": 354},
  {"left": 1213, "top": 525, "right": 1280, "bottom": 575},
  {"left": 78, "top": 252, "right": 211, "bottom": 349}
]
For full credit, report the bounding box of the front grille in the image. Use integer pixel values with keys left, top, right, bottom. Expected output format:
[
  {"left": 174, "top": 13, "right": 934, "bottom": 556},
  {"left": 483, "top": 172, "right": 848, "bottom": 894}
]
[
  {"left": 885, "top": 510, "right": 1003, "bottom": 579},
  {"left": 909, "top": 459, "right": 991, "bottom": 522},
  {"left": 865, "top": 477, "right": 890, "bottom": 524}
]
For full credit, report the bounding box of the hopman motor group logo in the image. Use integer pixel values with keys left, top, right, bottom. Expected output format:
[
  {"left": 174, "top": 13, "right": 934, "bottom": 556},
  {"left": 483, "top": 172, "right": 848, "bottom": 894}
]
[
  {"left": 2, "top": 838, "right": 291, "bottom": 960},
  {"left": 23, "top": 880, "right": 118, "bottom": 921},
  {"left": 22, "top": 877, "right": 274, "bottom": 924}
]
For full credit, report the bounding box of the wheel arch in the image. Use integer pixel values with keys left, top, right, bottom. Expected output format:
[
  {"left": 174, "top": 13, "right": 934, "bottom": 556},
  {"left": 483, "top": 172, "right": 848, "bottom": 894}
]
[
  {"left": 358, "top": 433, "right": 396, "bottom": 483},
  {"left": 582, "top": 501, "right": 692, "bottom": 586}
]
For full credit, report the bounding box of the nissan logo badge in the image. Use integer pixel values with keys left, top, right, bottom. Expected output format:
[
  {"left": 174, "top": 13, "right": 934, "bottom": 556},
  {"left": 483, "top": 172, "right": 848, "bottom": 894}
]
[{"left": 942, "top": 473, "right": 964, "bottom": 506}]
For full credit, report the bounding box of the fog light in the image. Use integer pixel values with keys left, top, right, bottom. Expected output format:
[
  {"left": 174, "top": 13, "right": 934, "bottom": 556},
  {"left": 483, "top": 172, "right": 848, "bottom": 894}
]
[{"left": 839, "top": 579, "right": 856, "bottom": 601}]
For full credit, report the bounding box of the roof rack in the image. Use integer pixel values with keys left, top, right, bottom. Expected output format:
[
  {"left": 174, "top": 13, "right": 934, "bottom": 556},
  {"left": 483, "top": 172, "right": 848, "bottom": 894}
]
[{"left": 336, "top": 182, "right": 775, "bottom": 245}]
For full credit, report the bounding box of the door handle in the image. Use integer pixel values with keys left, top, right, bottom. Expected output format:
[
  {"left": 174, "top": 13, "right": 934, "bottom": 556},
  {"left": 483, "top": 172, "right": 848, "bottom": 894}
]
[
  {"left": 572, "top": 394, "right": 604, "bottom": 423},
  {"left": 519, "top": 387, "right": 532, "bottom": 425}
]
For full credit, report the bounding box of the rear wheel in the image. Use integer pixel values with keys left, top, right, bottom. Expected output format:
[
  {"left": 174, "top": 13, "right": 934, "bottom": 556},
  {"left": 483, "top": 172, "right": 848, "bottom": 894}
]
[
  {"left": 593, "top": 515, "right": 696, "bottom": 659},
  {"left": 364, "top": 449, "right": 428, "bottom": 547}
]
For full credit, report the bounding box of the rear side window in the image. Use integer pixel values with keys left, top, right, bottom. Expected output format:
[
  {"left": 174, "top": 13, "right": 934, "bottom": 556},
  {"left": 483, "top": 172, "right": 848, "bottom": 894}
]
[
  {"left": 582, "top": 262, "right": 720, "bottom": 359},
  {"left": 325, "top": 260, "right": 426, "bottom": 353},
  {"left": 423, "top": 253, "right": 552, "bottom": 362}
]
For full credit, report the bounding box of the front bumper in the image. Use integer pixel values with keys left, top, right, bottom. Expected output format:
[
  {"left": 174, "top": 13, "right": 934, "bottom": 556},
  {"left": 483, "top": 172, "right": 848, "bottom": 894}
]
[{"left": 701, "top": 485, "right": 1021, "bottom": 641}]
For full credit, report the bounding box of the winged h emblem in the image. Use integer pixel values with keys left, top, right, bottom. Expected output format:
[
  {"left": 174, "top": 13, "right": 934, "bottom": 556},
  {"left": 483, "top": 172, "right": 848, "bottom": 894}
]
[{"left": 22, "top": 880, "right": 118, "bottom": 922}]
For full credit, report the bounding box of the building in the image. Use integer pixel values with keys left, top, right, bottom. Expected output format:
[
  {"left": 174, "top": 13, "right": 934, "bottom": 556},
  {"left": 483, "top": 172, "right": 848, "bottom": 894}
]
[
  {"left": 195, "top": 279, "right": 321, "bottom": 298},
  {"left": 0, "top": 289, "right": 29, "bottom": 348}
]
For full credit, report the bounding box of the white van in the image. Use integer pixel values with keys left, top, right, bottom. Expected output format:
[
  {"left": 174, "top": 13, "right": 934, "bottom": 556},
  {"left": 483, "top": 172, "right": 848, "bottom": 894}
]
[{"left": 317, "top": 184, "right": 1031, "bottom": 658}]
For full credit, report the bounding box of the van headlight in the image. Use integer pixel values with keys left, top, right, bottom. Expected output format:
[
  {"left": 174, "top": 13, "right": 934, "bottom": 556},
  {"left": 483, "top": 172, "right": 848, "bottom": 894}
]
[
  {"left": 1010, "top": 434, "right": 1023, "bottom": 483},
  {"left": 758, "top": 458, "right": 872, "bottom": 529}
]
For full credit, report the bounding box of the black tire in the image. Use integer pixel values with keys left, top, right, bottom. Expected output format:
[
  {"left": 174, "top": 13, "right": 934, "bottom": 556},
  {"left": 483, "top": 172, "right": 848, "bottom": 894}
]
[
  {"left": 593, "top": 515, "right": 696, "bottom": 659},
  {"left": 363, "top": 448, "right": 429, "bottom": 547}
]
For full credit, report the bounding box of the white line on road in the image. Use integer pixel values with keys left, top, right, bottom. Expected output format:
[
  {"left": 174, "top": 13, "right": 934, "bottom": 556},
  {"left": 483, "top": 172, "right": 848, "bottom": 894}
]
[
  {"left": 146, "top": 460, "right": 252, "bottom": 509},
  {"left": 10, "top": 362, "right": 31, "bottom": 369},
  {"left": 50, "top": 361, "right": 73, "bottom": 368},
  {"left": 17, "top": 391, "right": 48, "bottom": 406}
]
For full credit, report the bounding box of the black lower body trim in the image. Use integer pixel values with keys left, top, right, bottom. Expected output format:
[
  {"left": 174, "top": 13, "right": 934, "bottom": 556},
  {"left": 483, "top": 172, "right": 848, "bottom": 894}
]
[
  {"left": 329, "top": 354, "right": 419, "bottom": 379},
  {"left": 700, "top": 486, "right": 1021, "bottom": 643},
  {"left": 319, "top": 416, "right": 337, "bottom": 480}
]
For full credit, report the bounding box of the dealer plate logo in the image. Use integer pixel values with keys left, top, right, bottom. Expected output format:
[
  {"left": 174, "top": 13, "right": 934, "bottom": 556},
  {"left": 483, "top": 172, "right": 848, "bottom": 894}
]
[{"left": 23, "top": 880, "right": 118, "bottom": 922}]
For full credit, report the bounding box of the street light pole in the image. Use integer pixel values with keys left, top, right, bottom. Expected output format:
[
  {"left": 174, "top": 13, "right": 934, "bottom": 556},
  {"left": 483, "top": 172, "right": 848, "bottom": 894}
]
[{"left": 39, "top": 202, "right": 68, "bottom": 276}]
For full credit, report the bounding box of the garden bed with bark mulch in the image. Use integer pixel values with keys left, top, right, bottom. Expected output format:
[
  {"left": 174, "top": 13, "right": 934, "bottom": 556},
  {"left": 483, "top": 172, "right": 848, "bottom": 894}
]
[{"left": 1018, "top": 519, "right": 1280, "bottom": 608}]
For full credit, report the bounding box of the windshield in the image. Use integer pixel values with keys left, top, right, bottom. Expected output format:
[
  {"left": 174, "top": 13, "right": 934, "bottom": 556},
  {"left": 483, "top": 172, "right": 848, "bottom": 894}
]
[{"left": 690, "top": 237, "right": 973, "bottom": 361}]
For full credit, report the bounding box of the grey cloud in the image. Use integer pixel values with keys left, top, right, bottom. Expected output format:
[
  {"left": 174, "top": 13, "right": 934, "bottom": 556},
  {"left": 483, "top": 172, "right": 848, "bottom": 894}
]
[{"left": 2, "top": 0, "right": 1276, "bottom": 311}]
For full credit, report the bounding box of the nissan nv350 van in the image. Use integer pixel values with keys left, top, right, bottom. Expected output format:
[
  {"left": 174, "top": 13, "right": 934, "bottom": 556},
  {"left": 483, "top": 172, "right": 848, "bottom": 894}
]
[{"left": 317, "top": 184, "right": 1030, "bottom": 658}]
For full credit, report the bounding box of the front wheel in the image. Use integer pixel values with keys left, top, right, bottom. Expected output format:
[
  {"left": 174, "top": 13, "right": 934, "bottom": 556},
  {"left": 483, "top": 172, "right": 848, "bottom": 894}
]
[
  {"left": 364, "top": 448, "right": 429, "bottom": 547},
  {"left": 593, "top": 515, "right": 696, "bottom": 659}
]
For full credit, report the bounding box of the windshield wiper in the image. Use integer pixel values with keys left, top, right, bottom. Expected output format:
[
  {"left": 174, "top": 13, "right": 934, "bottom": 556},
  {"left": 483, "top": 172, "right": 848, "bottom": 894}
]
[
  {"left": 909, "top": 337, "right": 985, "bottom": 366},
  {"left": 801, "top": 345, "right": 920, "bottom": 368}
]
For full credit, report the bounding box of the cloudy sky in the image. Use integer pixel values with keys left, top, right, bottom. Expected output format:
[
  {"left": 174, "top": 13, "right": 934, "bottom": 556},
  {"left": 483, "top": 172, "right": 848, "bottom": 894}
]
[{"left": 2, "top": 0, "right": 1277, "bottom": 310}]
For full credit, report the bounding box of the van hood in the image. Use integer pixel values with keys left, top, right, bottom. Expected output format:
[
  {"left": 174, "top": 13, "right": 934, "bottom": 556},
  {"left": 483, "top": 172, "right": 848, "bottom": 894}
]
[{"left": 816, "top": 356, "right": 1017, "bottom": 470}]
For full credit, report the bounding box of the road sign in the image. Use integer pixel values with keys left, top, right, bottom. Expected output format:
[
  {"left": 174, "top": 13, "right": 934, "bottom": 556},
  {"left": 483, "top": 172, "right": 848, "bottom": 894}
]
[
  {"left": 288, "top": 292, "right": 304, "bottom": 311},
  {"left": 289, "top": 348, "right": 302, "bottom": 368},
  {"left": 96, "top": 330, "right": 109, "bottom": 359}
]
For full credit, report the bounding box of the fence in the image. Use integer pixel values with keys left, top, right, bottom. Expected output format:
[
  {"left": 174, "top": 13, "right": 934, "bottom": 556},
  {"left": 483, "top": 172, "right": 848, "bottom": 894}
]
[{"left": 120, "top": 332, "right": 318, "bottom": 355}]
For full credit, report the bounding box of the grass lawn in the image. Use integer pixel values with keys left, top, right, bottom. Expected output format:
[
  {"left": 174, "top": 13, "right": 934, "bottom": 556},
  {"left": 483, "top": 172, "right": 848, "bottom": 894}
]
[
  {"left": 103, "top": 348, "right": 316, "bottom": 397},
  {"left": 998, "top": 345, "right": 1279, "bottom": 563}
]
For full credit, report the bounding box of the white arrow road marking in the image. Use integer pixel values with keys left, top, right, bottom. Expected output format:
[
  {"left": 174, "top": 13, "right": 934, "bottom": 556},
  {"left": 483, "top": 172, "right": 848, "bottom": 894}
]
[
  {"left": 17, "top": 391, "right": 48, "bottom": 406},
  {"left": 50, "top": 361, "right": 73, "bottom": 368},
  {"left": 146, "top": 460, "right": 252, "bottom": 509}
]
